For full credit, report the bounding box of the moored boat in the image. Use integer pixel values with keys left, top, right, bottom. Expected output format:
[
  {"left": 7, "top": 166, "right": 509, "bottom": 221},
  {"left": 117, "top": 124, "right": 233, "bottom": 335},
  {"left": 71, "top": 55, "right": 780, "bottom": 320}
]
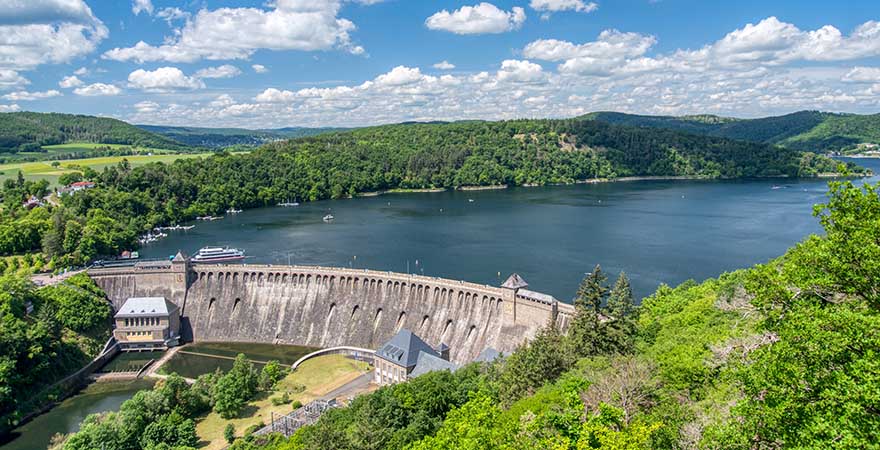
[{"left": 192, "top": 246, "right": 246, "bottom": 263}]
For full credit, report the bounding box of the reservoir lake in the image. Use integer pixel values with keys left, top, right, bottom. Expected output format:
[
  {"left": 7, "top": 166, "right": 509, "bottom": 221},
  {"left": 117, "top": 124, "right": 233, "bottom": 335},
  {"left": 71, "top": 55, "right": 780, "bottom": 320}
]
[
  {"left": 4, "top": 158, "right": 876, "bottom": 450},
  {"left": 141, "top": 158, "right": 880, "bottom": 301}
]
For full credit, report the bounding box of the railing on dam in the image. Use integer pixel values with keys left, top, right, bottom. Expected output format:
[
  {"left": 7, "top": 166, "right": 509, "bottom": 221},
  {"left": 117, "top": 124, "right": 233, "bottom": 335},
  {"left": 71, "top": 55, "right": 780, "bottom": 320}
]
[{"left": 292, "top": 346, "right": 376, "bottom": 370}]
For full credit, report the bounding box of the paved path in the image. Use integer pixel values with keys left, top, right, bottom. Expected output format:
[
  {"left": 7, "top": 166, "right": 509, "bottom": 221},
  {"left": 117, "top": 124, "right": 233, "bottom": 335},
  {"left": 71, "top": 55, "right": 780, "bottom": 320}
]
[
  {"left": 321, "top": 370, "right": 375, "bottom": 401},
  {"left": 31, "top": 268, "right": 86, "bottom": 286}
]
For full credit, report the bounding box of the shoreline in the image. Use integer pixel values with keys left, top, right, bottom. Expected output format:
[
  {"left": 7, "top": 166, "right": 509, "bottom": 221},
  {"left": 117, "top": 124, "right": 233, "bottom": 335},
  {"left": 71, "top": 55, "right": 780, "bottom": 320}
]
[{"left": 457, "top": 184, "right": 508, "bottom": 191}]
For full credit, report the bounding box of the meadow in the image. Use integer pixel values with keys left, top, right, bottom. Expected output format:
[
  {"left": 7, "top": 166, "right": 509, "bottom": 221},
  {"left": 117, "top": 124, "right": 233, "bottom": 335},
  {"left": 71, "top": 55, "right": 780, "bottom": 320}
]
[{"left": 0, "top": 151, "right": 212, "bottom": 185}]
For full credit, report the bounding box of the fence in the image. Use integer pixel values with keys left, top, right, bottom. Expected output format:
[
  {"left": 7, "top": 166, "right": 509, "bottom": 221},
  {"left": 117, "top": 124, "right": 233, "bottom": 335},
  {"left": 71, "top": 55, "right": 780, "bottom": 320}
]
[{"left": 253, "top": 400, "right": 337, "bottom": 437}]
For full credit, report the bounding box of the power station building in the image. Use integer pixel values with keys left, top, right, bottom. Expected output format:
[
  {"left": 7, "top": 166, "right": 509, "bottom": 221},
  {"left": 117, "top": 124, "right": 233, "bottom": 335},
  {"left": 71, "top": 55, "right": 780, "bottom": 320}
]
[{"left": 113, "top": 296, "right": 181, "bottom": 351}]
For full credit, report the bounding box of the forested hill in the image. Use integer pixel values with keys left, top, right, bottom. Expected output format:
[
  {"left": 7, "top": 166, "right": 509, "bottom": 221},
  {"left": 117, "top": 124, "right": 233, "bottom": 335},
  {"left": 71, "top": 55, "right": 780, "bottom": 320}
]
[
  {"left": 259, "top": 118, "right": 847, "bottom": 193},
  {"left": 0, "top": 112, "right": 188, "bottom": 152},
  {"left": 0, "top": 117, "right": 854, "bottom": 266},
  {"left": 138, "top": 124, "right": 347, "bottom": 148},
  {"left": 583, "top": 110, "right": 880, "bottom": 153}
]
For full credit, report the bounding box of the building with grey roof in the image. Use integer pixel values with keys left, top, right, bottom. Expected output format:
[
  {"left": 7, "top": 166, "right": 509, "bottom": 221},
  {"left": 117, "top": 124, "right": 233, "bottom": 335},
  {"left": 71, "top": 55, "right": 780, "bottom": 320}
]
[
  {"left": 374, "top": 329, "right": 459, "bottom": 385},
  {"left": 113, "top": 297, "right": 181, "bottom": 351}
]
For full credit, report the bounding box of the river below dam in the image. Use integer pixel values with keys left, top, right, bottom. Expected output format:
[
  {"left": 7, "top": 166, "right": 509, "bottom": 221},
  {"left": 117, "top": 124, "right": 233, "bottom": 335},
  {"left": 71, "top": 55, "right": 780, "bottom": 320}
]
[
  {"left": 141, "top": 157, "right": 880, "bottom": 301},
  {"left": 0, "top": 380, "right": 154, "bottom": 450}
]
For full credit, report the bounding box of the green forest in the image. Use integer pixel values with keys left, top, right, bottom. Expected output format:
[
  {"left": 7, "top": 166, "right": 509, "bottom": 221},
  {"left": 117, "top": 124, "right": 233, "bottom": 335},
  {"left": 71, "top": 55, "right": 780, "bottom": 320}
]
[
  {"left": 0, "top": 273, "right": 111, "bottom": 435},
  {"left": 584, "top": 110, "right": 880, "bottom": 153},
  {"left": 51, "top": 176, "right": 880, "bottom": 449},
  {"left": 0, "top": 118, "right": 855, "bottom": 267},
  {"left": 0, "top": 112, "right": 188, "bottom": 153}
]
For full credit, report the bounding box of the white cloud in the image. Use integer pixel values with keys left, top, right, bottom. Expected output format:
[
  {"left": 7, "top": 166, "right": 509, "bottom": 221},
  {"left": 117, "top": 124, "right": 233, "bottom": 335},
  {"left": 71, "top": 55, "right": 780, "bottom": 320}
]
[
  {"left": 127, "top": 17, "right": 880, "bottom": 129},
  {"left": 496, "top": 60, "right": 545, "bottom": 84},
  {"left": 525, "top": 30, "right": 656, "bottom": 62},
  {"left": 73, "top": 83, "right": 120, "bottom": 96},
  {"left": 194, "top": 64, "right": 241, "bottom": 79},
  {"left": 433, "top": 61, "right": 455, "bottom": 70},
  {"left": 73, "top": 67, "right": 88, "bottom": 76},
  {"left": 0, "top": 1, "right": 107, "bottom": 72},
  {"left": 425, "top": 3, "right": 526, "bottom": 35},
  {"left": 2, "top": 89, "right": 61, "bottom": 101},
  {"left": 104, "top": 1, "right": 368, "bottom": 63},
  {"left": 58, "top": 75, "right": 83, "bottom": 88},
  {"left": 529, "top": 0, "right": 598, "bottom": 13},
  {"left": 255, "top": 88, "right": 296, "bottom": 103},
  {"left": 375, "top": 66, "right": 425, "bottom": 86},
  {"left": 128, "top": 67, "right": 205, "bottom": 92},
  {"left": 133, "top": 100, "right": 159, "bottom": 113},
  {"left": 252, "top": 64, "right": 268, "bottom": 73},
  {"left": 132, "top": 0, "right": 153, "bottom": 16},
  {"left": 0, "top": 70, "right": 29, "bottom": 90},
  {"left": 0, "top": 104, "right": 20, "bottom": 112},
  {"left": 843, "top": 67, "right": 880, "bottom": 83},
  {"left": 0, "top": 0, "right": 96, "bottom": 25},
  {"left": 155, "top": 7, "right": 189, "bottom": 25}
]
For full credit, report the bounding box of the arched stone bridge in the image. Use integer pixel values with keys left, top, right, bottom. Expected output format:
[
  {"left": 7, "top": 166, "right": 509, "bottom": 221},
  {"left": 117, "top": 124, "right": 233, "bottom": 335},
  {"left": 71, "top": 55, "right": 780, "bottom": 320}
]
[{"left": 88, "top": 258, "right": 573, "bottom": 364}]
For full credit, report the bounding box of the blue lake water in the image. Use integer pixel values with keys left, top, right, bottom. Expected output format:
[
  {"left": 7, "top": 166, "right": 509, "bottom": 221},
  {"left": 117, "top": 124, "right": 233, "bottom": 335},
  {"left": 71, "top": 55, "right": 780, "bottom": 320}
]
[{"left": 141, "top": 158, "right": 879, "bottom": 302}]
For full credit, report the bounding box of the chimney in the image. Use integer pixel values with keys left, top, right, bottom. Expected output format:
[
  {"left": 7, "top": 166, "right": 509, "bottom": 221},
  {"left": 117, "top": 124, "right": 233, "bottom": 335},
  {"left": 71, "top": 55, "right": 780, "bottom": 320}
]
[{"left": 438, "top": 343, "right": 450, "bottom": 361}]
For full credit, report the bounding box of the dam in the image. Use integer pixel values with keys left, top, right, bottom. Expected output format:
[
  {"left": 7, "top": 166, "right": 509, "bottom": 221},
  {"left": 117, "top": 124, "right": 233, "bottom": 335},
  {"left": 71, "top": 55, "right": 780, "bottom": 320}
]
[{"left": 88, "top": 253, "right": 574, "bottom": 364}]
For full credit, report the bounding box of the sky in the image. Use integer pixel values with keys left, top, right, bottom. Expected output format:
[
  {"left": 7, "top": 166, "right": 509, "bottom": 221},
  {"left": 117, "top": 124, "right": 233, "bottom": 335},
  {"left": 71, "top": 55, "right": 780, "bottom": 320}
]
[{"left": 0, "top": 0, "right": 878, "bottom": 128}]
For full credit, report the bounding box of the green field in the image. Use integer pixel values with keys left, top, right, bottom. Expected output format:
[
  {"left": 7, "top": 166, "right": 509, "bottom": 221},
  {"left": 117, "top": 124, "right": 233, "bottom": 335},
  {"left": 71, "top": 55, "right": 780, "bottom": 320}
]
[
  {"left": 0, "top": 142, "right": 181, "bottom": 163},
  {"left": 0, "top": 152, "right": 212, "bottom": 185}
]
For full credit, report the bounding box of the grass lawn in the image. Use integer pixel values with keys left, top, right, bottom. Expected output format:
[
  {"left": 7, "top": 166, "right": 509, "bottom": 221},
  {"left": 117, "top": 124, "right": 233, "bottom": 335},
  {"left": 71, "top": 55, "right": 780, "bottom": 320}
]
[
  {"left": 0, "top": 152, "right": 212, "bottom": 186},
  {"left": 194, "top": 355, "right": 371, "bottom": 450}
]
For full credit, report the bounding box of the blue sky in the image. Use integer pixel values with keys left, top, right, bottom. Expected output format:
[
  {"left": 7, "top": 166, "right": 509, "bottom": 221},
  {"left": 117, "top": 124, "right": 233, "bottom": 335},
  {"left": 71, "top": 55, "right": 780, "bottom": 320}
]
[{"left": 0, "top": 0, "right": 878, "bottom": 128}]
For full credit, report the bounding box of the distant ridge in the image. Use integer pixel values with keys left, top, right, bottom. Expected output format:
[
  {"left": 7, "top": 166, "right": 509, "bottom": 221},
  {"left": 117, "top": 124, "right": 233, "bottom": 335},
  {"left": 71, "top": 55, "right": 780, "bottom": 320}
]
[
  {"left": 139, "top": 124, "right": 348, "bottom": 148},
  {"left": 582, "top": 110, "right": 880, "bottom": 153},
  {"left": 0, "top": 111, "right": 187, "bottom": 152}
]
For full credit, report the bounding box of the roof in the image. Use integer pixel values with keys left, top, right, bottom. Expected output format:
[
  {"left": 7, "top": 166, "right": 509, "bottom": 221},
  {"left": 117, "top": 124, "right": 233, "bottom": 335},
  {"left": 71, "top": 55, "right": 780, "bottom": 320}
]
[
  {"left": 172, "top": 251, "right": 188, "bottom": 262},
  {"left": 69, "top": 181, "right": 95, "bottom": 187},
  {"left": 474, "top": 347, "right": 504, "bottom": 363},
  {"left": 115, "top": 297, "right": 178, "bottom": 318},
  {"left": 518, "top": 289, "right": 556, "bottom": 304},
  {"left": 375, "top": 329, "right": 439, "bottom": 368},
  {"left": 409, "top": 351, "right": 458, "bottom": 378},
  {"left": 501, "top": 273, "right": 529, "bottom": 290}
]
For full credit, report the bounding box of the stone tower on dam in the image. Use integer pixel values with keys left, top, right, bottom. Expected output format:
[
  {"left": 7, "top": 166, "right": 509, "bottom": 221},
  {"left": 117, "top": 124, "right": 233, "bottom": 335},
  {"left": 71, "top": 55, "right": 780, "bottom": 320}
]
[{"left": 88, "top": 255, "right": 573, "bottom": 364}]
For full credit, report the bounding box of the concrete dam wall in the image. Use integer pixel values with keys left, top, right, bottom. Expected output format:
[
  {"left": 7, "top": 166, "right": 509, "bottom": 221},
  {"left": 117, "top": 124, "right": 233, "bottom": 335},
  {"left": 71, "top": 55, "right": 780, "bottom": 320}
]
[{"left": 89, "top": 260, "right": 573, "bottom": 364}]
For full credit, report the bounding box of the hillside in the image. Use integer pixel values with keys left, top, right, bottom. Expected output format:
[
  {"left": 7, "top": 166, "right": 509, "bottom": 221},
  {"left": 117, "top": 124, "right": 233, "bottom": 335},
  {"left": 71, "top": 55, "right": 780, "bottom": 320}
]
[
  {"left": 0, "top": 112, "right": 188, "bottom": 153},
  {"left": 584, "top": 110, "right": 880, "bottom": 153},
  {"left": 139, "top": 124, "right": 347, "bottom": 148},
  {"left": 0, "top": 117, "right": 853, "bottom": 267}
]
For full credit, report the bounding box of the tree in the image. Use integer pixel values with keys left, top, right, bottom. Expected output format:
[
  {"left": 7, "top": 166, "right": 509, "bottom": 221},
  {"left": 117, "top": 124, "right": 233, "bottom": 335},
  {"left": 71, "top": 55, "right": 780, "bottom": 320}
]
[
  {"left": 600, "top": 272, "right": 638, "bottom": 355},
  {"left": 212, "top": 354, "right": 258, "bottom": 419},
  {"left": 498, "top": 322, "right": 571, "bottom": 406},
  {"left": 224, "top": 423, "right": 236, "bottom": 444},
  {"left": 140, "top": 411, "right": 199, "bottom": 449},
  {"left": 568, "top": 265, "right": 608, "bottom": 358},
  {"left": 258, "top": 360, "right": 287, "bottom": 391}
]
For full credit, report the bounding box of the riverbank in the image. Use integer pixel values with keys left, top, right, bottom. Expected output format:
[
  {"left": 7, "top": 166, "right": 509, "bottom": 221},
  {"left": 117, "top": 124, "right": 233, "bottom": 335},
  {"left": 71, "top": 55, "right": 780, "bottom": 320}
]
[
  {"left": 356, "top": 187, "right": 447, "bottom": 197},
  {"left": 0, "top": 379, "right": 155, "bottom": 450}
]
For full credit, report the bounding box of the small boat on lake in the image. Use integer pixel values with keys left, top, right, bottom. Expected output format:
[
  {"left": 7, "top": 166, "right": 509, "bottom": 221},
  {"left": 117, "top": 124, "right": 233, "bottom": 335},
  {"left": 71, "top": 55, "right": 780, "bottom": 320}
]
[
  {"left": 323, "top": 214, "right": 334, "bottom": 222},
  {"left": 278, "top": 197, "right": 300, "bottom": 207},
  {"left": 226, "top": 208, "right": 242, "bottom": 214},
  {"left": 192, "top": 246, "right": 246, "bottom": 263}
]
